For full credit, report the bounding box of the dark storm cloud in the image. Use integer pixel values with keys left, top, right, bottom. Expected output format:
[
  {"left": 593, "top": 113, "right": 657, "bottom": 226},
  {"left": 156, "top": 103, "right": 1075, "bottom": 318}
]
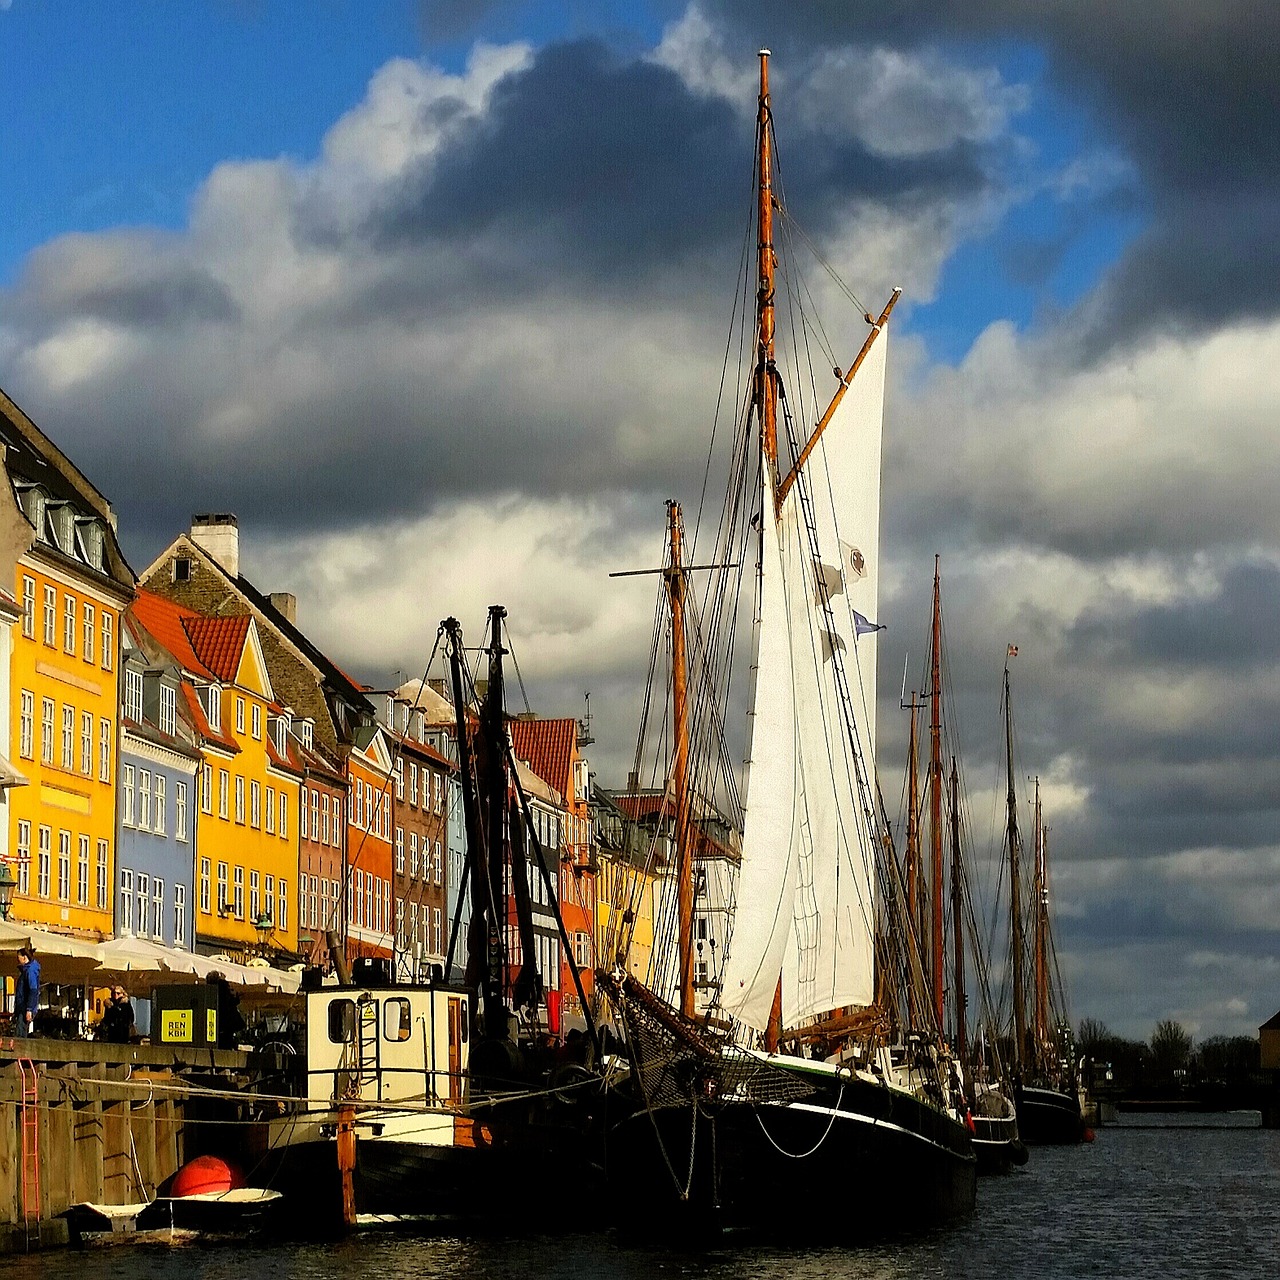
[
  {"left": 368, "top": 39, "right": 990, "bottom": 288},
  {"left": 703, "top": 0, "right": 1280, "bottom": 344},
  {"left": 415, "top": 0, "right": 522, "bottom": 43}
]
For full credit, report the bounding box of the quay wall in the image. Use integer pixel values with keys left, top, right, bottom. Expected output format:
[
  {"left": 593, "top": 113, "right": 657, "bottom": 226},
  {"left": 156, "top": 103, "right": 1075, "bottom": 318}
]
[{"left": 0, "top": 1037, "right": 252, "bottom": 1252}]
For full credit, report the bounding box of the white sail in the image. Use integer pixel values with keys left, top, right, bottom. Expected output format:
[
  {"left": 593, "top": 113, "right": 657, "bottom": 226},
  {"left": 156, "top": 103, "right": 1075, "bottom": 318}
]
[{"left": 721, "top": 329, "right": 888, "bottom": 1031}]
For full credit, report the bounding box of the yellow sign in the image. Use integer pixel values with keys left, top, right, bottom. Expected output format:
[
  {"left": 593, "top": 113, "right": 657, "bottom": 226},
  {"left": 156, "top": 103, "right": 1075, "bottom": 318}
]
[
  {"left": 207, "top": 1009, "right": 218, "bottom": 1044},
  {"left": 163, "top": 1010, "right": 193, "bottom": 1043}
]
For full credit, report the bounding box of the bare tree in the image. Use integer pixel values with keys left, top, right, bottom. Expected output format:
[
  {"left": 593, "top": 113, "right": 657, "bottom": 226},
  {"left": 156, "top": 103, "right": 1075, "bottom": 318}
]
[{"left": 1150, "top": 1019, "right": 1193, "bottom": 1080}]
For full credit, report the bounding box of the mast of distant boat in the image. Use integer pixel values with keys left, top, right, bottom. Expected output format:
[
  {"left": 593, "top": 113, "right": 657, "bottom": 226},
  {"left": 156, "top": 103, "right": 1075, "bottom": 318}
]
[
  {"left": 928, "top": 557, "right": 945, "bottom": 1028},
  {"left": 1005, "top": 656, "right": 1028, "bottom": 1071}
]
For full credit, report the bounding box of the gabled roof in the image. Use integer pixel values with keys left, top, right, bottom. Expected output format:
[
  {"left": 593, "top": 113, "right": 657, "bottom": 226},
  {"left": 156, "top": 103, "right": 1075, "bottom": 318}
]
[
  {"left": 510, "top": 717, "right": 577, "bottom": 800},
  {"left": 130, "top": 590, "right": 214, "bottom": 681},
  {"left": 185, "top": 614, "right": 253, "bottom": 684},
  {"left": 1260, "top": 1010, "right": 1280, "bottom": 1032},
  {"left": 615, "top": 792, "right": 669, "bottom": 821}
]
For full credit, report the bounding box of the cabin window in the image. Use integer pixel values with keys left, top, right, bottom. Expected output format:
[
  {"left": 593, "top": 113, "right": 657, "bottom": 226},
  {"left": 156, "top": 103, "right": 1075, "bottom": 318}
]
[
  {"left": 328, "top": 999, "right": 357, "bottom": 1043},
  {"left": 384, "top": 998, "right": 412, "bottom": 1042}
]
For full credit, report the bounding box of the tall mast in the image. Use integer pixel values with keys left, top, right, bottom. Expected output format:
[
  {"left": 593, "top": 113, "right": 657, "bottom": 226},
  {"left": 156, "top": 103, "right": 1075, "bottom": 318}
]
[
  {"left": 1005, "top": 660, "right": 1027, "bottom": 1070},
  {"left": 950, "top": 757, "right": 967, "bottom": 1070},
  {"left": 905, "top": 692, "right": 924, "bottom": 1022},
  {"left": 1033, "top": 779, "right": 1048, "bottom": 1068},
  {"left": 667, "top": 501, "right": 696, "bottom": 1020},
  {"left": 757, "top": 49, "right": 778, "bottom": 478},
  {"left": 928, "top": 556, "right": 945, "bottom": 1029}
]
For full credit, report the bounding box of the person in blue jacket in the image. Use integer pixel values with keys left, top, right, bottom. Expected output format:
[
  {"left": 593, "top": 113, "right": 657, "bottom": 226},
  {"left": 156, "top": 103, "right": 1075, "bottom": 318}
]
[{"left": 14, "top": 946, "right": 40, "bottom": 1037}]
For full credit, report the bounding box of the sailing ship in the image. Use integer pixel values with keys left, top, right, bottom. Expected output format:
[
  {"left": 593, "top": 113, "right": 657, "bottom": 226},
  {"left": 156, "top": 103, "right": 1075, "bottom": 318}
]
[
  {"left": 252, "top": 609, "right": 609, "bottom": 1231},
  {"left": 1001, "top": 654, "right": 1086, "bottom": 1144},
  {"left": 900, "top": 559, "right": 1024, "bottom": 1174},
  {"left": 596, "top": 52, "right": 975, "bottom": 1240}
]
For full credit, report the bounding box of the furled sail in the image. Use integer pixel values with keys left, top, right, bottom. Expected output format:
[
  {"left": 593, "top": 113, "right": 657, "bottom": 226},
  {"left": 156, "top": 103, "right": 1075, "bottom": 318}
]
[{"left": 720, "top": 329, "right": 888, "bottom": 1032}]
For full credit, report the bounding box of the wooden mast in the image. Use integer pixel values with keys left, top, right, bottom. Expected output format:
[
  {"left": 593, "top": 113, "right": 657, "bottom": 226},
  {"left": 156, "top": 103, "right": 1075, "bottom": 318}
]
[
  {"left": 905, "top": 690, "right": 924, "bottom": 1024},
  {"left": 928, "top": 556, "right": 945, "bottom": 1029},
  {"left": 667, "top": 500, "right": 697, "bottom": 1021},
  {"left": 1005, "top": 659, "right": 1028, "bottom": 1071},
  {"left": 949, "top": 757, "right": 967, "bottom": 1067},
  {"left": 1033, "top": 779, "right": 1048, "bottom": 1069}
]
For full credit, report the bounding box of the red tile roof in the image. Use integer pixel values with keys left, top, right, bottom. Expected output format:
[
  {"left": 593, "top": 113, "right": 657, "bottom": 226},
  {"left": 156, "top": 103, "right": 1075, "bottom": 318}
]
[
  {"left": 509, "top": 717, "right": 577, "bottom": 800},
  {"left": 185, "top": 614, "right": 253, "bottom": 683},
  {"left": 615, "top": 793, "right": 669, "bottom": 821},
  {"left": 130, "top": 590, "right": 214, "bottom": 680}
]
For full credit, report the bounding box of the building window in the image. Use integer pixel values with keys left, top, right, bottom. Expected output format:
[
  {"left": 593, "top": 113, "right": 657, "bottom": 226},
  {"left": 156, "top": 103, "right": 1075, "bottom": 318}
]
[
  {"left": 435, "top": 841, "right": 443, "bottom": 886},
  {"left": 173, "top": 556, "right": 192, "bottom": 582},
  {"left": 159, "top": 684, "right": 177, "bottom": 736},
  {"left": 266, "top": 786, "right": 276, "bottom": 834},
  {"left": 432, "top": 908, "right": 442, "bottom": 957},
  {"left": 41, "top": 697, "right": 55, "bottom": 764},
  {"left": 435, "top": 773, "right": 443, "bottom": 815},
  {"left": 395, "top": 760, "right": 404, "bottom": 800},
  {"left": 250, "top": 780, "right": 261, "bottom": 829},
  {"left": 19, "top": 691, "right": 34, "bottom": 759},
  {"left": 219, "top": 769, "right": 230, "bottom": 820},
  {"left": 217, "top": 861, "right": 228, "bottom": 913},
  {"left": 206, "top": 685, "right": 221, "bottom": 731},
  {"left": 125, "top": 668, "right": 143, "bottom": 722},
  {"left": 155, "top": 774, "right": 167, "bottom": 835},
  {"left": 99, "top": 717, "right": 111, "bottom": 782},
  {"left": 410, "top": 763, "right": 418, "bottom": 807},
  {"left": 64, "top": 594, "right": 77, "bottom": 654},
  {"left": 176, "top": 781, "right": 188, "bottom": 841},
  {"left": 16, "top": 823, "right": 31, "bottom": 896},
  {"left": 22, "top": 576, "right": 35, "bottom": 638},
  {"left": 137, "top": 873, "right": 149, "bottom": 938},
  {"left": 395, "top": 827, "right": 404, "bottom": 874},
  {"left": 61, "top": 704, "right": 75, "bottom": 769},
  {"left": 265, "top": 875, "right": 274, "bottom": 923},
  {"left": 139, "top": 769, "right": 151, "bottom": 830},
  {"left": 96, "top": 840, "right": 108, "bottom": 909},
  {"left": 235, "top": 696, "right": 246, "bottom": 734},
  {"left": 122, "top": 764, "right": 135, "bottom": 826},
  {"left": 233, "top": 865, "right": 245, "bottom": 918},
  {"left": 319, "top": 793, "right": 327, "bottom": 843},
  {"left": 43, "top": 585, "right": 56, "bottom": 646},
  {"left": 57, "top": 830, "right": 71, "bottom": 901},
  {"left": 152, "top": 878, "right": 164, "bottom": 941},
  {"left": 101, "top": 610, "right": 114, "bottom": 671},
  {"left": 175, "top": 884, "right": 187, "bottom": 947},
  {"left": 83, "top": 602, "right": 95, "bottom": 663},
  {"left": 202, "top": 762, "right": 213, "bottom": 814},
  {"left": 81, "top": 711, "right": 93, "bottom": 775},
  {"left": 574, "top": 931, "right": 591, "bottom": 968},
  {"left": 409, "top": 832, "right": 418, "bottom": 879},
  {"left": 300, "top": 786, "right": 310, "bottom": 840},
  {"left": 235, "top": 775, "right": 245, "bottom": 824},
  {"left": 251, "top": 703, "right": 261, "bottom": 740},
  {"left": 119, "top": 868, "right": 134, "bottom": 933},
  {"left": 200, "top": 858, "right": 211, "bottom": 914},
  {"left": 279, "top": 791, "right": 288, "bottom": 839},
  {"left": 250, "top": 870, "right": 260, "bottom": 922}
]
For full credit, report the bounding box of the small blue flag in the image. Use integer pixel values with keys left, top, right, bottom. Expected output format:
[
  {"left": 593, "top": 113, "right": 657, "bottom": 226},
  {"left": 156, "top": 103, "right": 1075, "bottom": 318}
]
[{"left": 853, "top": 610, "right": 885, "bottom": 639}]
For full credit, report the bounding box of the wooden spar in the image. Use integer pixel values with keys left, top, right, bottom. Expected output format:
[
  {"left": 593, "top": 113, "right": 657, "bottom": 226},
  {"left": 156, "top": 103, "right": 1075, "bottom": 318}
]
[
  {"left": 667, "top": 501, "right": 697, "bottom": 1020},
  {"left": 949, "top": 758, "right": 967, "bottom": 1071},
  {"left": 905, "top": 691, "right": 923, "bottom": 1024},
  {"left": 757, "top": 49, "right": 778, "bottom": 476},
  {"left": 1005, "top": 662, "right": 1028, "bottom": 1071},
  {"left": 765, "top": 978, "right": 784, "bottom": 1052},
  {"left": 775, "top": 288, "right": 902, "bottom": 511},
  {"left": 1033, "top": 780, "right": 1048, "bottom": 1067},
  {"left": 929, "top": 556, "right": 945, "bottom": 1030}
]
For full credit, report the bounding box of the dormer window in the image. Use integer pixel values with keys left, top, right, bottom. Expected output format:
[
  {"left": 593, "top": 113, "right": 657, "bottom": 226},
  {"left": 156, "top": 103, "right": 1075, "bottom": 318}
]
[
  {"left": 16, "top": 484, "right": 47, "bottom": 536},
  {"left": 124, "top": 668, "right": 144, "bottom": 724},
  {"left": 203, "top": 685, "right": 222, "bottom": 731},
  {"left": 172, "top": 556, "right": 192, "bottom": 583},
  {"left": 159, "top": 683, "right": 177, "bottom": 736},
  {"left": 272, "top": 713, "right": 289, "bottom": 756},
  {"left": 300, "top": 719, "right": 313, "bottom": 749},
  {"left": 75, "top": 517, "right": 105, "bottom": 571},
  {"left": 47, "top": 501, "right": 75, "bottom": 552}
]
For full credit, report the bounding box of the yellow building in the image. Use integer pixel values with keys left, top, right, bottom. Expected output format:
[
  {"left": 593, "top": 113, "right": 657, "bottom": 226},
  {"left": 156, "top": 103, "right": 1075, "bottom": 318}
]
[
  {"left": 1, "top": 388, "right": 135, "bottom": 937},
  {"left": 592, "top": 788, "right": 663, "bottom": 987},
  {"left": 131, "top": 589, "right": 301, "bottom": 959}
]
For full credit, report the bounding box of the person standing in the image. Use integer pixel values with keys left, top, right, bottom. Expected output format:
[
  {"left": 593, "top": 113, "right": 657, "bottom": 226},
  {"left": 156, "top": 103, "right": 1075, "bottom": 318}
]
[
  {"left": 100, "top": 986, "right": 135, "bottom": 1043},
  {"left": 14, "top": 946, "right": 40, "bottom": 1037}
]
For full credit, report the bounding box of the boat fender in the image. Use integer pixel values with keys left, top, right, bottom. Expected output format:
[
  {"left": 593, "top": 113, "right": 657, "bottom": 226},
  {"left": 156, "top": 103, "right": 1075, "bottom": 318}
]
[
  {"left": 1083, "top": 1127, "right": 1096, "bottom": 1143},
  {"left": 964, "top": 1109, "right": 975, "bottom": 1135}
]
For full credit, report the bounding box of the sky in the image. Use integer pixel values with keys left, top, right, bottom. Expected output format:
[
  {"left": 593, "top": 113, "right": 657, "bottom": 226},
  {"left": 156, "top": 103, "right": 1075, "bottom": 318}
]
[{"left": 2, "top": 0, "right": 1278, "bottom": 1043}]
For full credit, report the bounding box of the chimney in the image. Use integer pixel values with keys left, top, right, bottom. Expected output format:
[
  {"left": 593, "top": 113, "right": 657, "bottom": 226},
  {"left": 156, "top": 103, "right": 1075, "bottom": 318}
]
[
  {"left": 268, "top": 592, "right": 297, "bottom": 624},
  {"left": 190, "top": 513, "right": 239, "bottom": 578},
  {"left": 627, "top": 771, "right": 640, "bottom": 792}
]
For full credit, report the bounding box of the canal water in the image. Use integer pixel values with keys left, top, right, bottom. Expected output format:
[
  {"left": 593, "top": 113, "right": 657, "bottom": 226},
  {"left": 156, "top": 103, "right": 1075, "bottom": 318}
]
[{"left": 7, "top": 1119, "right": 1278, "bottom": 1279}]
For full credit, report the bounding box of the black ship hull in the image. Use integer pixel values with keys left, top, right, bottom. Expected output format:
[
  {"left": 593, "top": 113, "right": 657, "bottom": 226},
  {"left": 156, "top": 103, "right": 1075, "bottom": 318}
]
[
  {"left": 608, "top": 1065, "right": 976, "bottom": 1241},
  {"left": 971, "top": 1112, "right": 1028, "bottom": 1175},
  {"left": 1016, "top": 1083, "right": 1084, "bottom": 1144}
]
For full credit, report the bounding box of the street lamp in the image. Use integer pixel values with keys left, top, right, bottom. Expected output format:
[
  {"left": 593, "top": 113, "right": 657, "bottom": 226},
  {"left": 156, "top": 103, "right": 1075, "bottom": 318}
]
[
  {"left": 253, "top": 912, "right": 274, "bottom": 955},
  {"left": 0, "top": 862, "right": 16, "bottom": 920}
]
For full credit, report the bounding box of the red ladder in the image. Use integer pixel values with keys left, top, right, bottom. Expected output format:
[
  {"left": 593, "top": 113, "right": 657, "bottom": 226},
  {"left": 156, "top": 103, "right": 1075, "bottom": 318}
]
[{"left": 16, "top": 1058, "right": 40, "bottom": 1242}]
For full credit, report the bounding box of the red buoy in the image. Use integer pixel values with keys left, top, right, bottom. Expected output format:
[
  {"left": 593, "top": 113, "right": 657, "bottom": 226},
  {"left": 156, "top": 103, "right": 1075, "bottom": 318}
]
[
  {"left": 1083, "top": 1127, "right": 1097, "bottom": 1143},
  {"left": 169, "top": 1154, "right": 245, "bottom": 1198}
]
